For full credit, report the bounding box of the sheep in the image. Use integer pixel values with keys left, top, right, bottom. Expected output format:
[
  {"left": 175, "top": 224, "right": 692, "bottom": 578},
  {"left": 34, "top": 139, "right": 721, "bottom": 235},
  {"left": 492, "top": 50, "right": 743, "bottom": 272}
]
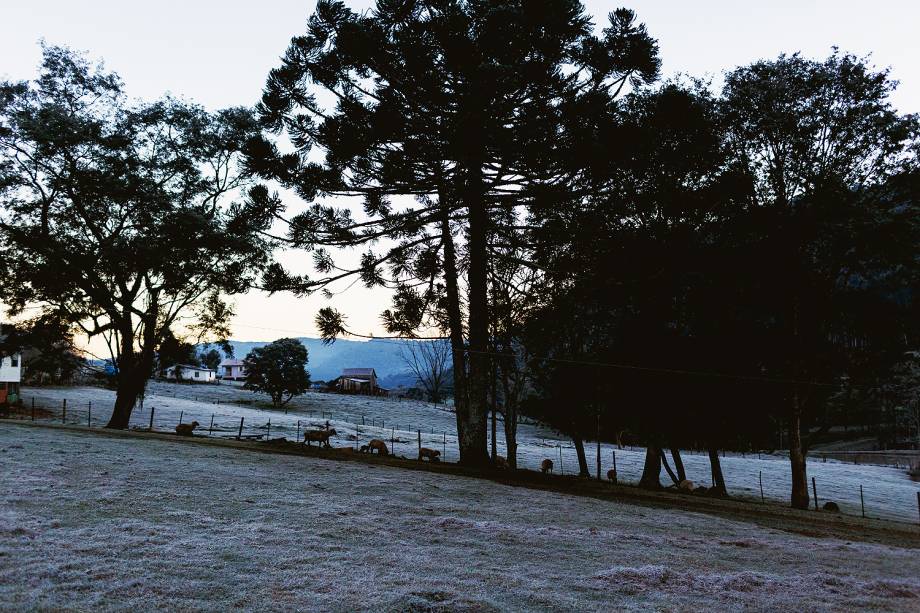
[
  {"left": 303, "top": 428, "right": 337, "bottom": 448},
  {"left": 678, "top": 479, "right": 695, "bottom": 492},
  {"left": 359, "top": 444, "right": 370, "bottom": 453},
  {"left": 175, "top": 421, "right": 199, "bottom": 436},
  {"left": 540, "top": 458, "right": 554, "bottom": 474},
  {"left": 418, "top": 447, "right": 441, "bottom": 462},
  {"left": 607, "top": 469, "right": 617, "bottom": 483},
  {"left": 494, "top": 455, "right": 509, "bottom": 469},
  {"left": 823, "top": 501, "right": 840, "bottom": 513},
  {"left": 367, "top": 439, "right": 389, "bottom": 456}
]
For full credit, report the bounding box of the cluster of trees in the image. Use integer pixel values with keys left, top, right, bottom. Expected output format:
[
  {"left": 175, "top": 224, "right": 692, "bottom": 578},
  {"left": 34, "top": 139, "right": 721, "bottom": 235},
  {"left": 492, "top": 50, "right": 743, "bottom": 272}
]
[
  {"left": 249, "top": 1, "right": 920, "bottom": 508},
  {"left": 2, "top": 2, "right": 918, "bottom": 511}
]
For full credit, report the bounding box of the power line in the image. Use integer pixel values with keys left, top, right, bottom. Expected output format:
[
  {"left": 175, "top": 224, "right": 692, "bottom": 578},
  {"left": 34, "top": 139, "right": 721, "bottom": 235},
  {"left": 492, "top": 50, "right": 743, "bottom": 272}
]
[{"left": 230, "top": 320, "right": 861, "bottom": 389}]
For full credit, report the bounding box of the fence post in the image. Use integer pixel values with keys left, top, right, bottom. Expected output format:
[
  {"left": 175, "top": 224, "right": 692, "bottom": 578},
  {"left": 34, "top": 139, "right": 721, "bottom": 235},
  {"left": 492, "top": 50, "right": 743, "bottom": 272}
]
[
  {"left": 31, "top": 397, "right": 35, "bottom": 421},
  {"left": 759, "top": 470, "right": 764, "bottom": 503},
  {"left": 442, "top": 432, "right": 446, "bottom": 460},
  {"left": 149, "top": 407, "right": 155, "bottom": 431},
  {"left": 237, "top": 417, "right": 244, "bottom": 440},
  {"left": 87, "top": 404, "right": 92, "bottom": 427},
  {"left": 860, "top": 485, "right": 865, "bottom": 518},
  {"left": 362, "top": 414, "right": 365, "bottom": 425},
  {"left": 266, "top": 419, "right": 271, "bottom": 440},
  {"left": 178, "top": 411, "right": 184, "bottom": 426},
  {"left": 812, "top": 477, "right": 818, "bottom": 510},
  {"left": 62, "top": 399, "right": 66, "bottom": 424},
  {"left": 209, "top": 414, "right": 215, "bottom": 436},
  {"left": 916, "top": 491, "right": 919, "bottom": 527},
  {"left": 417, "top": 429, "right": 421, "bottom": 454},
  {"left": 558, "top": 444, "right": 563, "bottom": 475},
  {"left": 391, "top": 427, "right": 395, "bottom": 455}
]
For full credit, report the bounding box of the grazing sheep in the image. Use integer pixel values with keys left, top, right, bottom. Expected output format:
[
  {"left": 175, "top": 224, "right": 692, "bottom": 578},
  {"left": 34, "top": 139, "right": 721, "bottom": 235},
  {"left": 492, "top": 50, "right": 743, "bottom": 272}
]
[
  {"left": 494, "top": 455, "right": 509, "bottom": 469},
  {"left": 418, "top": 447, "right": 441, "bottom": 462},
  {"left": 823, "top": 501, "right": 840, "bottom": 513},
  {"left": 540, "top": 458, "right": 554, "bottom": 474},
  {"left": 367, "top": 439, "right": 389, "bottom": 456},
  {"left": 678, "top": 479, "right": 695, "bottom": 492},
  {"left": 303, "top": 428, "right": 337, "bottom": 448},
  {"left": 175, "top": 421, "right": 199, "bottom": 436},
  {"left": 359, "top": 444, "right": 370, "bottom": 453},
  {"left": 607, "top": 469, "right": 617, "bottom": 482}
]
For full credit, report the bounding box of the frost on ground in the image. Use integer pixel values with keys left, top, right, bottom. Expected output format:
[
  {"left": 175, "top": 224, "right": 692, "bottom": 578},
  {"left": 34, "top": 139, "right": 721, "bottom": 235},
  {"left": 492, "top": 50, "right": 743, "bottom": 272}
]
[
  {"left": 20, "top": 383, "right": 920, "bottom": 522},
  {"left": 1, "top": 425, "right": 918, "bottom": 612}
]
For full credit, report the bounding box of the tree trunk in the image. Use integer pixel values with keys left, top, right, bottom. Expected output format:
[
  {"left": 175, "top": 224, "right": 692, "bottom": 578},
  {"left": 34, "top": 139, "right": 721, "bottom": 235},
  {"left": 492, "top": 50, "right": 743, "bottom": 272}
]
[
  {"left": 789, "top": 393, "right": 809, "bottom": 509},
  {"left": 573, "top": 435, "right": 590, "bottom": 477},
  {"left": 670, "top": 447, "right": 687, "bottom": 482},
  {"left": 107, "top": 355, "right": 153, "bottom": 428},
  {"left": 500, "top": 369, "right": 518, "bottom": 469},
  {"left": 439, "top": 193, "right": 469, "bottom": 451},
  {"left": 660, "top": 450, "right": 680, "bottom": 486},
  {"left": 490, "top": 357, "right": 497, "bottom": 461},
  {"left": 460, "top": 166, "right": 490, "bottom": 467},
  {"left": 639, "top": 445, "right": 662, "bottom": 489},
  {"left": 708, "top": 447, "right": 727, "bottom": 496}
]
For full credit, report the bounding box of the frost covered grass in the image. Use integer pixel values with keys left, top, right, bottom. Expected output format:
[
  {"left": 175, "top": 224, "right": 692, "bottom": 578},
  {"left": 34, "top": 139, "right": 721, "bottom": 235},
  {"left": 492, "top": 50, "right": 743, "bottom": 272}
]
[
  {"left": 1, "top": 424, "right": 919, "bottom": 612},
  {"left": 20, "top": 383, "right": 920, "bottom": 523}
]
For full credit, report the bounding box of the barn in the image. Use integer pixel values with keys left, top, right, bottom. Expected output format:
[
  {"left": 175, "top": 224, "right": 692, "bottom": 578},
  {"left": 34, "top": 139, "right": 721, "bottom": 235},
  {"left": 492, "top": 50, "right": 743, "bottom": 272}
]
[{"left": 339, "top": 368, "right": 378, "bottom": 394}]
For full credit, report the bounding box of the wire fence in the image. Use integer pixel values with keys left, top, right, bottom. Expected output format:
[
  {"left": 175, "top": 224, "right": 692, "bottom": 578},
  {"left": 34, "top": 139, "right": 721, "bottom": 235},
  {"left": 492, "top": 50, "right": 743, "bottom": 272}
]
[{"left": 3, "top": 391, "right": 919, "bottom": 526}]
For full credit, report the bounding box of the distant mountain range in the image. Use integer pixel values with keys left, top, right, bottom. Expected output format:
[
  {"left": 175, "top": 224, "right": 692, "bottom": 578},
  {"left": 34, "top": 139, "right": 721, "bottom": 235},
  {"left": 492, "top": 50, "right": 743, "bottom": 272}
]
[{"left": 217, "top": 337, "right": 445, "bottom": 388}]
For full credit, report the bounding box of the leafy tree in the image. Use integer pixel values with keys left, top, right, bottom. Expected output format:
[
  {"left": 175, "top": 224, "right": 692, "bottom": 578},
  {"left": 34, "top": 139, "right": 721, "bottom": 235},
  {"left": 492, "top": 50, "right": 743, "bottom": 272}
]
[
  {"left": 0, "top": 313, "right": 85, "bottom": 384},
  {"left": 243, "top": 338, "right": 311, "bottom": 407},
  {"left": 0, "top": 45, "right": 275, "bottom": 427},
  {"left": 250, "top": 0, "right": 659, "bottom": 466},
  {"left": 721, "top": 51, "right": 920, "bottom": 508},
  {"left": 199, "top": 348, "right": 223, "bottom": 371}
]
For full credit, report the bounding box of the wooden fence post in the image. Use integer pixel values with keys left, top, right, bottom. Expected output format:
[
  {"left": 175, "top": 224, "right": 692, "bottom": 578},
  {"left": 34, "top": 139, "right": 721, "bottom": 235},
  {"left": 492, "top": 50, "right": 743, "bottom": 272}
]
[
  {"left": 237, "top": 417, "right": 244, "bottom": 440},
  {"left": 759, "top": 470, "right": 764, "bottom": 503},
  {"left": 417, "top": 429, "right": 421, "bottom": 454},
  {"left": 811, "top": 477, "right": 818, "bottom": 510},
  {"left": 266, "top": 419, "right": 271, "bottom": 440},
  {"left": 62, "top": 399, "right": 67, "bottom": 424},
  {"left": 558, "top": 444, "right": 563, "bottom": 475},
  {"left": 860, "top": 485, "right": 865, "bottom": 518},
  {"left": 31, "top": 397, "right": 35, "bottom": 421},
  {"left": 178, "top": 411, "right": 184, "bottom": 426},
  {"left": 149, "top": 407, "right": 155, "bottom": 431},
  {"left": 209, "top": 414, "right": 215, "bottom": 436}
]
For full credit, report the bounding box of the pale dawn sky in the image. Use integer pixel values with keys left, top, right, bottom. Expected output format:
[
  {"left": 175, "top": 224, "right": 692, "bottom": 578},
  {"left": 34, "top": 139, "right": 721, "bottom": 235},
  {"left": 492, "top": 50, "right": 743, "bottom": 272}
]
[{"left": 2, "top": 1, "right": 919, "bottom": 346}]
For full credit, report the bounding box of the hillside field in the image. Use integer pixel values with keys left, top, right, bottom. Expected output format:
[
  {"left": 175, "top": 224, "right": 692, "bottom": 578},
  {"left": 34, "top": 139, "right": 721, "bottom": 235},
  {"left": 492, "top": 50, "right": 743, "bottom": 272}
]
[
  {"left": 1, "top": 424, "right": 919, "bottom": 611},
  {"left": 17, "top": 382, "right": 920, "bottom": 523}
]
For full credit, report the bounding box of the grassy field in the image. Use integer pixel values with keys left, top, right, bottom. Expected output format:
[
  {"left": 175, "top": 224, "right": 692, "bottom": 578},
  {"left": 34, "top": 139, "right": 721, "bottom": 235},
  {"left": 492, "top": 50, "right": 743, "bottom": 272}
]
[
  {"left": 1, "top": 422, "right": 919, "bottom": 611},
  {"left": 18, "top": 382, "right": 920, "bottom": 523}
]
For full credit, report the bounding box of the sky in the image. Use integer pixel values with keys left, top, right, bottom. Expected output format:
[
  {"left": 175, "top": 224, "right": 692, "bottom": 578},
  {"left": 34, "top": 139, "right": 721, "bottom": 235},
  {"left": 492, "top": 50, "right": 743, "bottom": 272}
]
[{"left": 2, "top": 0, "right": 919, "bottom": 347}]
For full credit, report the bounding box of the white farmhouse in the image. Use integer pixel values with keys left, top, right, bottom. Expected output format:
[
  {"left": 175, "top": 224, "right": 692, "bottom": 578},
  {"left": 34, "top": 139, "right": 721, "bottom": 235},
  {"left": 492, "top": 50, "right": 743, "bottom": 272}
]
[
  {"left": 0, "top": 351, "right": 22, "bottom": 405},
  {"left": 218, "top": 358, "right": 247, "bottom": 381},
  {"left": 164, "top": 364, "right": 216, "bottom": 383}
]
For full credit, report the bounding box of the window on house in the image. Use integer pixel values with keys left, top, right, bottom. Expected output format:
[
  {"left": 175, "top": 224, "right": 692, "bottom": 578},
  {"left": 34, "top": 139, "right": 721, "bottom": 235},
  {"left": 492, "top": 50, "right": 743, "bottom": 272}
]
[
  {"left": 10, "top": 355, "right": 18, "bottom": 367},
  {"left": 194, "top": 371, "right": 199, "bottom": 378}
]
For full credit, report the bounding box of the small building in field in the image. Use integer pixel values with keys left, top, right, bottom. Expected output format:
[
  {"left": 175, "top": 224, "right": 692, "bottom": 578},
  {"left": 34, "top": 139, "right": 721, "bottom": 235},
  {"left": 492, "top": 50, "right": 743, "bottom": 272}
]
[
  {"left": 0, "top": 352, "right": 22, "bottom": 405},
  {"left": 219, "top": 358, "right": 247, "bottom": 381},
  {"left": 165, "top": 364, "right": 216, "bottom": 383},
  {"left": 339, "top": 368, "right": 378, "bottom": 394}
]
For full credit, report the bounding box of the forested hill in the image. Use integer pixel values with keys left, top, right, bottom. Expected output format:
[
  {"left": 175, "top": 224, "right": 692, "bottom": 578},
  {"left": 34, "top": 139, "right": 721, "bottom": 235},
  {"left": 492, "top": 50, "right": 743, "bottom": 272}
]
[{"left": 221, "top": 338, "right": 432, "bottom": 385}]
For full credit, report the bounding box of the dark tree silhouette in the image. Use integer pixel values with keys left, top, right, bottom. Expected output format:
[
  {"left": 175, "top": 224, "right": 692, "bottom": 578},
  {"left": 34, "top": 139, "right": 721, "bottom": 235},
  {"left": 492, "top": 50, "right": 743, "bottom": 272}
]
[
  {"left": 249, "top": 0, "right": 659, "bottom": 466},
  {"left": 0, "top": 45, "right": 275, "bottom": 428}
]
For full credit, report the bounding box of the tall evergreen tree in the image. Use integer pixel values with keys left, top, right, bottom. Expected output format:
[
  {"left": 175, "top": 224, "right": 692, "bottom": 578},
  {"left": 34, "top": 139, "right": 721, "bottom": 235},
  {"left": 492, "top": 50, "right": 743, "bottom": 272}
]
[{"left": 249, "top": 0, "right": 659, "bottom": 466}]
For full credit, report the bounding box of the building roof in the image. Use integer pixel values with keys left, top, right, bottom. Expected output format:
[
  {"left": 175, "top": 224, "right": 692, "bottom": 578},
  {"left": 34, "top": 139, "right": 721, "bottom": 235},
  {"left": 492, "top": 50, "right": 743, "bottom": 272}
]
[
  {"left": 219, "top": 359, "right": 245, "bottom": 367},
  {"left": 168, "top": 364, "right": 215, "bottom": 372},
  {"left": 341, "top": 368, "right": 376, "bottom": 377}
]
